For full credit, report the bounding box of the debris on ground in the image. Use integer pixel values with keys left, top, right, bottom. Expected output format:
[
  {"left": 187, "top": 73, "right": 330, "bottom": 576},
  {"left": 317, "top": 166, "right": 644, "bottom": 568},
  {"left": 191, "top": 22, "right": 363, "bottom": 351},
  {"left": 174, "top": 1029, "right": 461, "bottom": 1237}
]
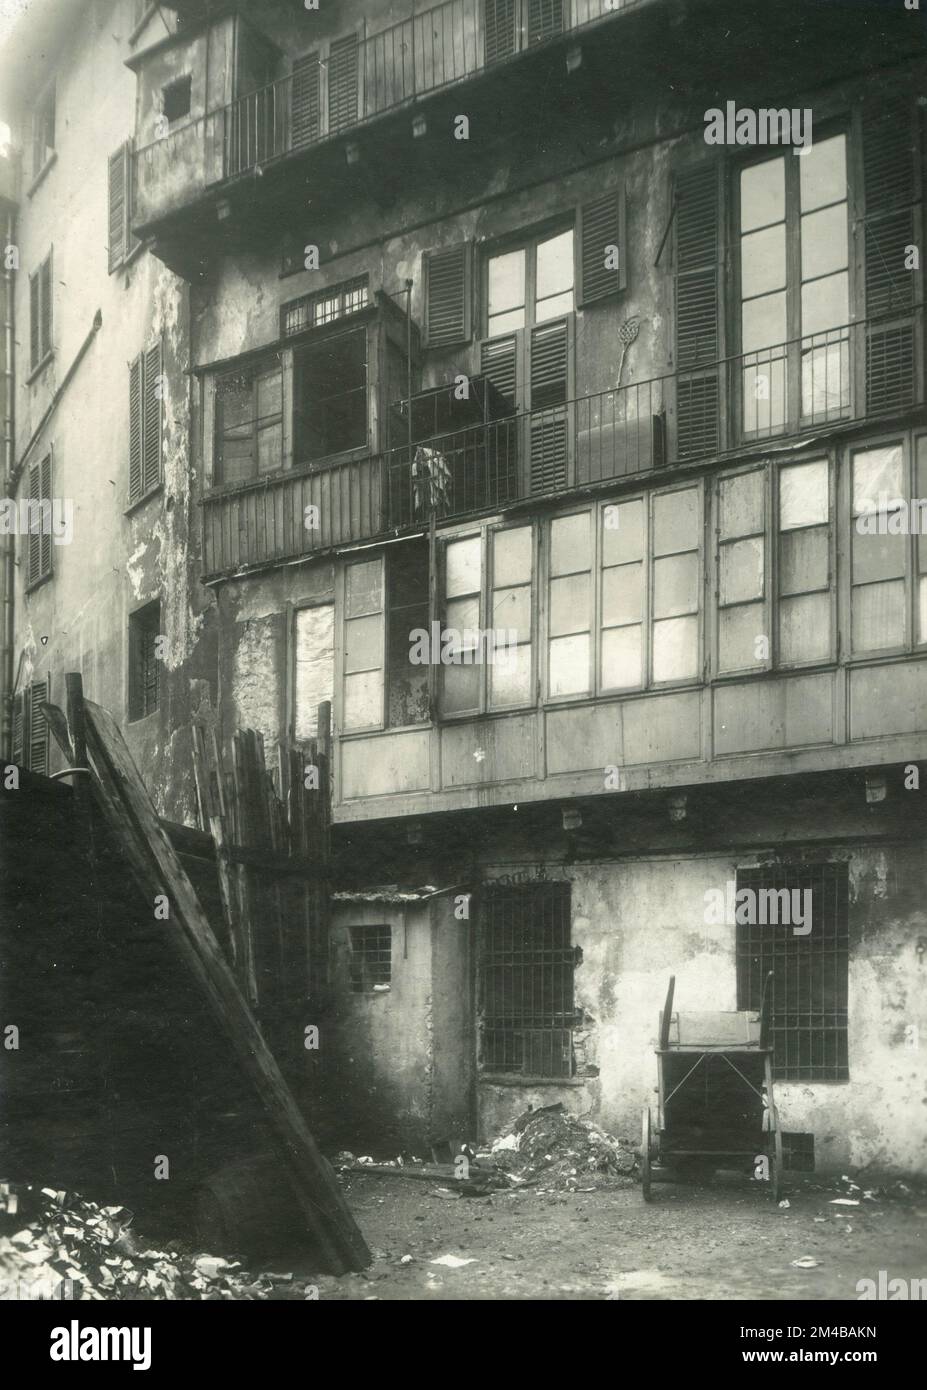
[
  {"left": 487, "top": 1104, "right": 638, "bottom": 1190},
  {"left": 0, "top": 1182, "right": 317, "bottom": 1301}
]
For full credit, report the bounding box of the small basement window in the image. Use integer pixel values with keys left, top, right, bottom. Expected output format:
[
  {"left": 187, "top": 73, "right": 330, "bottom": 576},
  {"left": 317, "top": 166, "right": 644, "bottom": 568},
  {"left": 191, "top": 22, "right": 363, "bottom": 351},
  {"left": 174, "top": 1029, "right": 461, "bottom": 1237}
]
[
  {"left": 162, "top": 76, "right": 192, "bottom": 124},
  {"left": 349, "top": 924, "right": 391, "bottom": 993},
  {"left": 128, "top": 600, "right": 161, "bottom": 721}
]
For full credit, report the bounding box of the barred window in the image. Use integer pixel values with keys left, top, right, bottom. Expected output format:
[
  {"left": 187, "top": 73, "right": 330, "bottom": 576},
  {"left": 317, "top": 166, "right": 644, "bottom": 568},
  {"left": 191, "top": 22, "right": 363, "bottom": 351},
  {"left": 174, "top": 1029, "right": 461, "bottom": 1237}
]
[
  {"left": 480, "top": 881, "right": 575, "bottom": 1079},
  {"left": 128, "top": 600, "right": 161, "bottom": 722},
  {"left": 349, "top": 925, "right": 391, "bottom": 992},
  {"left": 736, "top": 862, "right": 849, "bottom": 1082},
  {"left": 281, "top": 275, "right": 369, "bottom": 338}
]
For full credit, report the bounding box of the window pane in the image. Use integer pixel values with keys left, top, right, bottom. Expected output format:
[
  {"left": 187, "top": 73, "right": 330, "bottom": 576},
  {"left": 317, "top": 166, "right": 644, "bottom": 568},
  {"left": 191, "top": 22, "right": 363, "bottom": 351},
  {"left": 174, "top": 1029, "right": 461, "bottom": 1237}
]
[
  {"left": 443, "top": 662, "right": 480, "bottom": 714},
  {"left": 653, "top": 488, "right": 698, "bottom": 556},
  {"left": 344, "top": 614, "right": 383, "bottom": 673},
  {"left": 743, "top": 291, "right": 786, "bottom": 353},
  {"left": 550, "top": 512, "right": 591, "bottom": 574},
  {"left": 801, "top": 204, "right": 848, "bottom": 280},
  {"left": 719, "top": 537, "right": 764, "bottom": 605},
  {"left": 257, "top": 422, "right": 282, "bottom": 474},
  {"left": 852, "top": 446, "right": 904, "bottom": 514},
  {"left": 488, "top": 308, "right": 525, "bottom": 335},
  {"left": 802, "top": 271, "right": 848, "bottom": 337},
  {"left": 780, "top": 526, "right": 828, "bottom": 594},
  {"left": 601, "top": 625, "right": 642, "bottom": 689},
  {"left": 741, "top": 224, "right": 786, "bottom": 298},
  {"left": 602, "top": 562, "right": 642, "bottom": 626},
  {"left": 653, "top": 616, "right": 698, "bottom": 681},
  {"left": 601, "top": 498, "right": 644, "bottom": 564},
  {"left": 257, "top": 370, "right": 282, "bottom": 419},
  {"left": 653, "top": 551, "right": 699, "bottom": 617},
  {"left": 492, "top": 584, "right": 531, "bottom": 642},
  {"left": 493, "top": 526, "right": 532, "bottom": 586},
  {"left": 801, "top": 339, "right": 849, "bottom": 418},
  {"left": 536, "top": 230, "right": 574, "bottom": 299},
  {"left": 720, "top": 470, "right": 765, "bottom": 541},
  {"left": 550, "top": 573, "right": 590, "bottom": 636},
  {"left": 799, "top": 133, "right": 846, "bottom": 213},
  {"left": 446, "top": 595, "right": 481, "bottom": 645},
  {"left": 344, "top": 669, "right": 383, "bottom": 727},
  {"left": 489, "top": 249, "right": 526, "bottom": 318},
  {"left": 446, "top": 536, "right": 482, "bottom": 596},
  {"left": 740, "top": 156, "right": 785, "bottom": 233},
  {"left": 852, "top": 529, "right": 906, "bottom": 584},
  {"left": 549, "top": 633, "right": 589, "bottom": 696},
  {"left": 742, "top": 356, "right": 786, "bottom": 434},
  {"left": 779, "top": 460, "right": 828, "bottom": 529},
  {"left": 490, "top": 643, "right": 531, "bottom": 706},
  {"left": 851, "top": 580, "right": 905, "bottom": 651},
  {"left": 535, "top": 291, "right": 573, "bottom": 323},
  {"left": 779, "top": 592, "right": 830, "bottom": 663},
  {"left": 346, "top": 559, "right": 382, "bottom": 617},
  {"left": 719, "top": 602, "right": 765, "bottom": 671}
]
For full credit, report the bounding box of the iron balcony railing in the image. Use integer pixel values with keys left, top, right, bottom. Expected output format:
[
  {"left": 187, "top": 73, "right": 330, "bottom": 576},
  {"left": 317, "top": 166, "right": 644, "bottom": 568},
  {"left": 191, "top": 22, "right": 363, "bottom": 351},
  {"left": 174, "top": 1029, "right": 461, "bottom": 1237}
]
[{"left": 200, "top": 308, "right": 924, "bottom": 577}]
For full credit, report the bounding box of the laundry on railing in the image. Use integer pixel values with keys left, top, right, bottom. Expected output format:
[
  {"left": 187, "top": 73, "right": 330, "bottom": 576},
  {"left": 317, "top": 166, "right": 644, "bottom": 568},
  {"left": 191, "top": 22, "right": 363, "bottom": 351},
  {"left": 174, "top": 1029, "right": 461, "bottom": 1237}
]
[{"left": 412, "top": 446, "right": 452, "bottom": 518}]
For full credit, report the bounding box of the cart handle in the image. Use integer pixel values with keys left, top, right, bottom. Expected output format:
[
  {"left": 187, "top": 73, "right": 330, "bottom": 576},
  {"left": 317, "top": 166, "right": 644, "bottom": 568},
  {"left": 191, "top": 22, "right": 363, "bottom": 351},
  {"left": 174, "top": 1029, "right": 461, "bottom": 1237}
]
[
  {"left": 659, "top": 974, "right": 676, "bottom": 1051},
  {"left": 759, "top": 970, "right": 774, "bottom": 1051}
]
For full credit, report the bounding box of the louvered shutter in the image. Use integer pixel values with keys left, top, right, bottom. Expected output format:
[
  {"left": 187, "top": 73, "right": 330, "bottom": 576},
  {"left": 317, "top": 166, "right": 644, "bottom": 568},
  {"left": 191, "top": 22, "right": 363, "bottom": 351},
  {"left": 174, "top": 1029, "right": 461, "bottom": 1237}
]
[
  {"left": 484, "top": 0, "right": 516, "bottom": 64},
  {"left": 481, "top": 335, "right": 518, "bottom": 409},
  {"left": 39, "top": 453, "right": 52, "bottom": 581},
  {"left": 28, "top": 677, "right": 50, "bottom": 776},
  {"left": 674, "top": 164, "right": 722, "bottom": 459},
  {"left": 11, "top": 693, "right": 24, "bottom": 765},
  {"left": 526, "top": 0, "right": 564, "bottom": 46},
  {"left": 424, "top": 243, "right": 472, "bottom": 347},
  {"left": 29, "top": 272, "right": 40, "bottom": 369},
  {"left": 579, "top": 189, "right": 626, "bottom": 305},
  {"left": 529, "top": 319, "right": 568, "bottom": 492},
  {"left": 143, "top": 343, "right": 162, "bottom": 495},
  {"left": 27, "top": 460, "right": 41, "bottom": 586},
  {"left": 292, "top": 52, "right": 321, "bottom": 149},
  {"left": 328, "top": 34, "right": 358, "bottom": 134},
  {"left": 863, "top": 96, "right": 919, "bottom": 414},
  {"left": 40, "top": 254, "right": 52, "bottom": 360},
  {"left": 108, "top": 144, "right": 128, "bottom": 272},
  {"left": 129, "top": 354, "right": 143, "bottom": 504}
]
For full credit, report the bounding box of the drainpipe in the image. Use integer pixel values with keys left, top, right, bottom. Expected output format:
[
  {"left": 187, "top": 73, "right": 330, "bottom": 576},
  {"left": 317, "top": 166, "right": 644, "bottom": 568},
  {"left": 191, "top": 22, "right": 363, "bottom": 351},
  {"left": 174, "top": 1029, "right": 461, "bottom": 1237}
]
[{"left": 1, "top": 203, "right": 15, "bottom": 759}]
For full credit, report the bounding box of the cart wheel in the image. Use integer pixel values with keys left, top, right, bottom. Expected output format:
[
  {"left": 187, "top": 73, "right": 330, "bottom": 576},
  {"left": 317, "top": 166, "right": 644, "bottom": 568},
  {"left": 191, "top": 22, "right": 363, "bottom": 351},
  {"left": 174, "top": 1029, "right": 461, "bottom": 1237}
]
[{"left": 641, "top": 1107, "right": 653, "bottom": 1203}]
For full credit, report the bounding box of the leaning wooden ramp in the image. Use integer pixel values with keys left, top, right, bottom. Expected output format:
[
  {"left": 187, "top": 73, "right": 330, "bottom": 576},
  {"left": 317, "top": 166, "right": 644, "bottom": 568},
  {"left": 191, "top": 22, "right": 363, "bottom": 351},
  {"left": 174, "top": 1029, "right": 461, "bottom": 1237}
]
[{"left": 46, "top": 676, "right": 370, "bottom": 1275}]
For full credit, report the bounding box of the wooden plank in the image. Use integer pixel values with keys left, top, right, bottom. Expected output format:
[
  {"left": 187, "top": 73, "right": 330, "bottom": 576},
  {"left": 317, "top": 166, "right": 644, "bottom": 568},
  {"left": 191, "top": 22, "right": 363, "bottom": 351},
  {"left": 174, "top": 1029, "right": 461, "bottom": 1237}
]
[{"left": 77, "top": 694, "right": 370, "bottom": 1273}]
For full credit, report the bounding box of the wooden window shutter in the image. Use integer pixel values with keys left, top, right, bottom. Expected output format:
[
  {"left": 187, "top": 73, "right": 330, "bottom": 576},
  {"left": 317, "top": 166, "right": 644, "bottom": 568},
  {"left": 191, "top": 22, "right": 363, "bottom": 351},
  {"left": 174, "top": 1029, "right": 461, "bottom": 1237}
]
[
  {"left": 526, "top": 0, "right": 564, "bottom": 47},
  {"left": 484, "top": 0, "right": 517, "bottom": 65},
  {"left": 143, "top": 342, "right": 163, "bottom": 494},
  {"left": 109, "top": 144, "right": 128, "bottom": 272},
  {"left": 579, "top": 189, "right": 626, "bottom": 305},
  {"left": 39, "top": 452, "right": 52, "bottom": 581},
  {"left": 292, "top": 52, "right": 321, "bottom": 149},
  {"left": 529, "top": 320, "right": 568, "bottom": 492},
  {"left": 674, "top": 164, "right": 722, "bottom": 459},
  {"left": 29, "top": 271, "right": 40, "bottom": 369},
  {"left": 424, "top": 243, "right": 472, "bottom": 347},
  {"left": 28, "top": 676, "right": 50, "bottom": 775},
  {"left": 129, "top": 353, "right": 143, "bottom": 504},
  {"left": 40, "top": 253, "right": 52, "bottom": 360},
  {"left": 27, "top": 459, "right": 44, "bottom": 586},
  {"left": 480, "top": 335, "right": 518, "bottom": 409},
  {"left": 328, "top": 34, "right": 358, "bottom": 134},
  {"left": 11, "top": 693, "right": 24, "bottom": 765},
  {"left": 863, "top": 96, "right": 919, "bottom": 414}
]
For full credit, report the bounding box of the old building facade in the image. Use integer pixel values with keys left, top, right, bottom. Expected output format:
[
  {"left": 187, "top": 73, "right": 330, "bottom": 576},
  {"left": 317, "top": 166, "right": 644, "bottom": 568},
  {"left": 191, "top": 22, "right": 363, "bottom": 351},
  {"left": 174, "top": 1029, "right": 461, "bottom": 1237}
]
[{"left": 4, "top": 0, "right": 927, "bottom": 1175}]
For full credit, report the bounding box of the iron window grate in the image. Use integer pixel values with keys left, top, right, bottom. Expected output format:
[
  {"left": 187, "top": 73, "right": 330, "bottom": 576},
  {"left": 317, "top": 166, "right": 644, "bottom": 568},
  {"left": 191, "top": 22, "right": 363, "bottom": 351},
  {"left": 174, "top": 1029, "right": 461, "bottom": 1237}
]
[
  {"left": 281, "top": 275, "right": 370, "bottom": 338},
  {"left": 129, "top": 601, "right": 161, "bottom": 722},
  {"left": 479, "top": 881, "right": 575, "bottom": 1078},
  {"left": 349, "top": 924, "right": 391, "bottom": 992},
  {"left": 736, "top": 862, "right": 849, "bottom": 1082}
]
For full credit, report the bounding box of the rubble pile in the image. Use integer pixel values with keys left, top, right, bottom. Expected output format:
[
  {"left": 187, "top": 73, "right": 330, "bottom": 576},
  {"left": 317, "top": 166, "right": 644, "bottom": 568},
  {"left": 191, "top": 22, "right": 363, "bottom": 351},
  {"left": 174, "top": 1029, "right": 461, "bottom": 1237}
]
[
  {"left": 486, "top": 1104, "right": 638, "bottom": 1190},
  {"left": 0, "top": 1183, "right": 317, "bottom": 1301}
]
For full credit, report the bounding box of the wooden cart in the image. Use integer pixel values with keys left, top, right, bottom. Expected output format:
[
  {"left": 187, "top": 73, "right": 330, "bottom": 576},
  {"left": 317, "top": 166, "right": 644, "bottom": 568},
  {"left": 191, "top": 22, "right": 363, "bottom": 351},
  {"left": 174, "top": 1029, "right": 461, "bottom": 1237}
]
[{"left": 641, "top": 972, "right": 782, "bottom": 1202}]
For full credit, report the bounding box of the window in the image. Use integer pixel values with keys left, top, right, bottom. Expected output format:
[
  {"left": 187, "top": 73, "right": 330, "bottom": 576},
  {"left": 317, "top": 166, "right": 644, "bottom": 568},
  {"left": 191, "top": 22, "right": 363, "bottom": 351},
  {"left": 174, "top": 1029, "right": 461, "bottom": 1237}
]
[
  {"left": 29, "top": 252, "right": 53, "bottom": 372},
  {"left": 349, "top": 925, "right": 391, "bottom": 992},
  {"left": 32, "top": 83, "right": 55, "bottom": 180},
  {"left": 108, "top": 141, "right": 140, "bottom": 272},
  {"left": 293, "top": 602, "right": 334, "bottom": 741},
  {"left": 483, "top": 0, "right": 565, "bottom": 65},
  {"left": 281, "top": 276, "right": 369, "bottom": 336},
  {"left": 295, "top": 327, "right": 367, "bottom": 463},
  {"left": 738, "top": 134, "right": 850, "bottom": 434},
  {"left": 486, "top": 227, "right": 574, "bottom": 336},
  {"left": 850, "top": 442, "right": 908, "bottom": 653},
  {"left": 736, "top": 862, "right": 849, "bottom": 1082},
  {"left": 162, "top": 76, "right": 192, "bottom": 124},
  {"left": 128, "top": 342, "right": 163, "bottom": 504},
  {"left": 25, "top": 453, "right": 53, "bottom": 589},
  {"left": 387, "top": 542, "right": 430, "bottom": 727},
  {"left": 128, "top": 601, "right": 161, "bottom": 721},
  {"left": 328, "top": 33, "right": 358, "bottom": 133},
  {"left": 548, "top": 512, "right": 592, "bottom": 697},
  {"left": 342, "top": 557, "right": 385, "bottom": 731},
  {"left": 341, "top": 547, "right": 430, "bottom": 733},
  {"left": 214, "top": 356, "right": 283, "bottom": 486},
  {"left": 11, "top": 677, "right": 51, "bottom": 774},
  {"left": 480, "top": 881, "right": 574, "bottom": 1079}
]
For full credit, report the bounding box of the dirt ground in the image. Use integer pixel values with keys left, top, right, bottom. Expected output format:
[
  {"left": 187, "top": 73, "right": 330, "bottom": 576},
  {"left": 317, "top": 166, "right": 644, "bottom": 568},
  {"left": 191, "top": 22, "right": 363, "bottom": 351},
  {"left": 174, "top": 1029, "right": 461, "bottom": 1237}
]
[{"left": 310, "top": 1172, "right": 927, "bottom": 1301}]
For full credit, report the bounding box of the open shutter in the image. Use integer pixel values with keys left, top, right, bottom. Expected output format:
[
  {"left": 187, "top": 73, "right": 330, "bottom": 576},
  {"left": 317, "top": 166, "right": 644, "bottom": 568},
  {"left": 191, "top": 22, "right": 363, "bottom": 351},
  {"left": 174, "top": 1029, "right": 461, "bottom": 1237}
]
[
  {"left": 529, "top": 319, "right": 568, "bottom": 492},
  {"left": 579, "top": 189, "right": 626, "bottom": 305},
  {"left": 484, "top": 0, "right": 517, "bottom": 64},
  {"left": 291, "top": 52, "right": 321, "bottom": 149},
  {"left": 526, "top": 0, "right": 564, "bottom": 46},
  {"left": 328, "top": 34, "right": 358, "bottom": 134},
  {"left": 674, "top": 164, "right": 722, "bottom": 459},
  {"left": 27, "top": 460, "right": 41, "bottom": 586},
  {"left": 481, "top": 335, "right": 518, "bottom": 409},
  {"left": 39, "top": 452, "right": 52, "bottom": 581},
  {"left": 424, "top": 243, "right": 471, "bottom": 347},
  {"left": 28, "top": 677, "right": 50, "bottom": 776},
  {"left": 128, "top": 354, "right": 143, "bottom": 504},
  {"left": 29, "top": 272, "right": 40, "bottom": 369},
  {"left": 143, "top": 342, "right": 163, "bottom": 495},
  {"left": 863, "top": 95, "right": 919, "bottom": 414},
  {"left": 40, "top": 254, "right": 52, "bottom": 360},
  {"left": 11, "top": 693, "right": 24, "bottom": 765},
  {"left": 108, "top": 144, "right": 128, "bottom": 272}
]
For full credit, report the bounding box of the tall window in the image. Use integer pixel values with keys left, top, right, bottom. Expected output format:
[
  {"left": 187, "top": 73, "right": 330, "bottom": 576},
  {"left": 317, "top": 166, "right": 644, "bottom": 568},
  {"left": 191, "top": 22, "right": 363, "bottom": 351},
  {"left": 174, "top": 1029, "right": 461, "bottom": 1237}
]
[
  {"left": 25, "top": 453, "right": 53, "bottom": 589},
  {"left": 441, "top": 524, "right": 534, "bottom": 715},
  {"left": 850, "top": 443, "right": 908, "bottom": 654},
  {"left": 128, "top": 601, "right": 161, "bottom": 721},
  {"left": 29, "top": 252, "right": 53, "bottom": 373},
  {"left": 341, "top": 547, "right": 431, "bottom": 733},
  {"left": 11, "top": 677, "right": 50, "bottom": 774},
  {"left": 295, "top": 327, "right": 367, "bottom": 463},
  {"left": 128, "top": 343, "right": 164, "bottom": 504},
  {"left": 736, "top": 862, "right": 849, "bottom": 1081},
  {"left": 32, "top": 83, "right": 55, "bottom": 180},
  {"left": 739, "top": 133, "right": 849, "bottom": 434},
  {"left": 480, "top": 881, "right": 575, "bottom": 1079},
  {"left": 215, "top": 357, "right": 283, "bottom": 486},
  {"left": 486, "top": 227, "right": 574, "bottom": 336},
  {"left": 109, "top": 141, "right": 140, "bottom": 272}
]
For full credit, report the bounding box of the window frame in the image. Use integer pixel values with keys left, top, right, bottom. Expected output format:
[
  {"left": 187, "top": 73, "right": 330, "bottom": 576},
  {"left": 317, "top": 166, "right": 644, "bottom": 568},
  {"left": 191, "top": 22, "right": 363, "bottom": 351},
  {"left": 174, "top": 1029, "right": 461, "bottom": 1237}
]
[
  {"left": 213, "top": 353, "right": 285, "bottom": 489},
  {"left": 127, "top": 599, "right": 161, "bottom": 723},
  {"left": 30, "top": 79, "right": 55, "bottom": 187},
  {"left": 481, "top": 219, "right": 576, "bottom": 343},
  {"left": 293, "top": 321, "right": 369, "bottom": 469},
  {"left": 348, "top": 923, "right": 392, "bottom": 993},
  {"left": 28, "top": 250, "right": 53, "bottom": 377}
]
